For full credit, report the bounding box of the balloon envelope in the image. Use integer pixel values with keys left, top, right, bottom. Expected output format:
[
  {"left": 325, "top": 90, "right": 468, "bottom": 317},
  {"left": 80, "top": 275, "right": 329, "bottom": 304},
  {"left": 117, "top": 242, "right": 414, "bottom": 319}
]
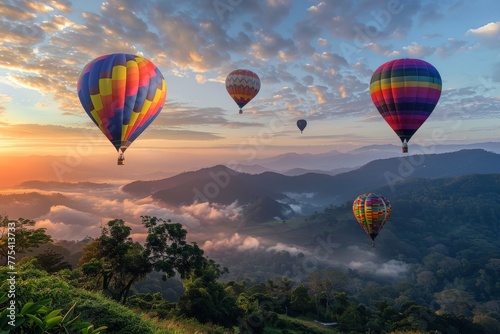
[
  {"left": 225, "top": 69, "right": 260, "bottom": 114},
  {"left": 370, "top": 58, "right": 442, "bottom": 152},
  {"left": 352, "top": 193, "right": 391, "bottom": 243},
  {"left": 297, "top": 119, "right": 307, "bottom": 133},
  {"left": 77, "top": 53, "right": 167, "bottom": 162}
]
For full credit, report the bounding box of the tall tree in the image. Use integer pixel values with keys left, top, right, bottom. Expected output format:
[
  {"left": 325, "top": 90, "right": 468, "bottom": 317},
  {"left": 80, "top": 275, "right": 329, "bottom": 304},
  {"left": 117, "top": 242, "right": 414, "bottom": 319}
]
[
  {"left": 79, "top": 219, "right": 152, "bottom": 304},
  {"left": 79, "top": 216, "right": 213, "bottom": 305},
  {"left": 0, "top": 216, "right": 52, "bottom": 265},
  {"left": 142, "top": 215, "right": 205, "bottom": 279}
]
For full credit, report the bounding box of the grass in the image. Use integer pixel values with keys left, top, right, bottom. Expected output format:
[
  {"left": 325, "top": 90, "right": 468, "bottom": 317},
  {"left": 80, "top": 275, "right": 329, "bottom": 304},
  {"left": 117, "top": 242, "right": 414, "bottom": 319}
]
[
  {"left": 263, "top": 314, "right": 341, "bottom": 334},
  {"left": 142, "top": 314, "right": 235, "bottom": 334}
]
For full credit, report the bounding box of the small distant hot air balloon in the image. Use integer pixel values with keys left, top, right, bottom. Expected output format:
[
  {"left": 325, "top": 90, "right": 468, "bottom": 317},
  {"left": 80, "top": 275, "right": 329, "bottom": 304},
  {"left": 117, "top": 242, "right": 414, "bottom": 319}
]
[
  {"left": 77, "top": 53, "right": 167, "bottom": 165},
  {"left": 297, "top": 119, "right": 307, "bottom": 133},
  {"left": 352, "top": 193, "right": 391, "bottom": 247},
  {"left": 370, "top": 58, "right": 442, "bottom": 153},
  {"left": 225, "top": 69, "right": 260, "bottom": 114}
]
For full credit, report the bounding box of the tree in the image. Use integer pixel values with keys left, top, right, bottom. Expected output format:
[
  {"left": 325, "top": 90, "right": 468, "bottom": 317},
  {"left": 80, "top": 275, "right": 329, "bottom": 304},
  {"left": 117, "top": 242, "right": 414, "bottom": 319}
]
[
  {"left": 0, "top": 216, "right": 52, "bottom": 265},
  {"left": 79, "top": 219, "right": 152, "bottom": 304},
  {"left": 290, "top": 285, "right": 312, "bottom": 315},
  {"left": 35, "top": 249, "right": 72, "bottom": 273},
  {"left": 307, "top": 268, "right": 348, "bottom": 317},
  {"left": 178, "top": 258, "right": 241, "bottom": 327},
  {"left": 142, "top": 215, "right": 206, "bottom": 279},
  {"left": 79, "top": 216, "right": 217, "bottom": 305}
]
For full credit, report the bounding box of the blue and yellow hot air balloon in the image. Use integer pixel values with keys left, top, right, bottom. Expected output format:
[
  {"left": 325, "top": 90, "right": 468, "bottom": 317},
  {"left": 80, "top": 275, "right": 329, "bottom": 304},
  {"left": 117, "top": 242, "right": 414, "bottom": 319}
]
[{"left": 77, "top": 53, "right": 167, "bottom": 165}]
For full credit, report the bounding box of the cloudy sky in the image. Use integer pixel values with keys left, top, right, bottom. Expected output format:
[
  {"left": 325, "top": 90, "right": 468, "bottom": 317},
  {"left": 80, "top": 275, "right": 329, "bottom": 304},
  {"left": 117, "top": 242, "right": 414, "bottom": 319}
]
[{"left": 0, "top": 0, "right": 499, "bottom": 185}]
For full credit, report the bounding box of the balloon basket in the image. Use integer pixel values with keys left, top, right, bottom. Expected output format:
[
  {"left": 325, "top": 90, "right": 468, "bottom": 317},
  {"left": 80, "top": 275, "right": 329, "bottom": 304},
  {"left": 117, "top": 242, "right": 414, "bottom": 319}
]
[
  {"left": 402, "top": 146, "right": 408, "bottom": 153},
  {"left": 118, "top": 154, "right": 125, "bottom": 165}
]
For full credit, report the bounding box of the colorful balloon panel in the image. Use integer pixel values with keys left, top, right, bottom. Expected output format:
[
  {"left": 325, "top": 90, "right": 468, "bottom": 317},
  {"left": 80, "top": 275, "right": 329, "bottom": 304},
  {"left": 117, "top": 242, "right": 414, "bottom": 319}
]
[
  {"left": 225, "top": 69, "right": 260, "bottom": 113},
  {"left": 370, "top": 58, "right": 442, "bottom": 150},
  {"left": 297, "top": 119, "right": 307, "bottom": 133},
  {"left": 77, "top": 53, "right": 167, "bottom": 152},
  {"left": 352, "top": 193, "right": 391, "bottom": 242}
]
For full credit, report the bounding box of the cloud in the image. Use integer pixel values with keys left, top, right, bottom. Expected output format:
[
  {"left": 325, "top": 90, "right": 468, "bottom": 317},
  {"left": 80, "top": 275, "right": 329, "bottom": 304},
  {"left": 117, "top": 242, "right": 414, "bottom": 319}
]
[
  {"left": 35, "top": 205, "right": 103, "bottom": 240},
  {"left": 202, "top": 233, "right": 261, "bottom": 252},
  {"left": 37, "top": 205, "right": 101, "bottom": 226},
  {"left": 36, "top": 218, "right": 101, "bottom": 240},
  {"left": 123, "top": 198, "right": 201, "bottom": 229},
  {"left": 195, "top": 74, "right": 207, "bottom": 84},
  {"left": 492, "top": 63, "right": 500, "bottom": 83},
  {"left": 179, "top": 201, "right": 241, "bottom": 223},
  {"left": 0, "top": 94, "right": 12, "bottom": 114},
  {"left": 251, "top": 30, "right": 298, "bottom": 61},
  {"left": 466, "top": 22, "right": 500, "bottom": 48},
  {"left": 435, "top": 38, "right": 467, "bottom": 57},
  {"left": 402, "top": 42, "right": 436, "bottom": 58},
  {"left": 343, "top": 245, "right": 408, "bottom": 278},
  {"left": 0, "top": 20, "right": 45, "bottom": 45},
  {"left": 348, "top": 259, "right": 409, "bottom": 278},
  {"left": 308, "top": 85, "right": 328, "bottom": 104},
  {"left": 266, "top": 242, "right": 305, "bottom": 255}
]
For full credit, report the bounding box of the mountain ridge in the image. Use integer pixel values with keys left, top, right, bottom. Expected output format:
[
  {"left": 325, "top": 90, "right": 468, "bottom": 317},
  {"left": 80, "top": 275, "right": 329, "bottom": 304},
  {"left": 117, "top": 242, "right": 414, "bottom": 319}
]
[{"left": 122, "top": 149, "right": 500, "bottom": 217}]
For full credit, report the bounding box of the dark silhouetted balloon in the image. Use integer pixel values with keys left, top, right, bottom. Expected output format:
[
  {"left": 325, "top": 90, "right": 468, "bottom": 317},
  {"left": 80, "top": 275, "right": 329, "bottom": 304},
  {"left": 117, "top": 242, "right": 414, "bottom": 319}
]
[{"left": 297, "top": 119, "right": 307, "bottom": 133}]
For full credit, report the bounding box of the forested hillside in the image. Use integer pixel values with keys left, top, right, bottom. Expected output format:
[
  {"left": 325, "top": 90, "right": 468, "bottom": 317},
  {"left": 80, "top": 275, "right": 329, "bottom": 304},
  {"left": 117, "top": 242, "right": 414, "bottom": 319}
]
[{"left": 1, "top": 173, "right": 500, "bottom": 333}]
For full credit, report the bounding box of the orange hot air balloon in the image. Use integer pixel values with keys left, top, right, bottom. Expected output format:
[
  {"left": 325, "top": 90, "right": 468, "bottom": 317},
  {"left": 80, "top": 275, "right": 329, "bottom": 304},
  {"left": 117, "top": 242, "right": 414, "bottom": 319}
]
[{"left": 225, "top": 69, "right": 260, "bottom": 114}]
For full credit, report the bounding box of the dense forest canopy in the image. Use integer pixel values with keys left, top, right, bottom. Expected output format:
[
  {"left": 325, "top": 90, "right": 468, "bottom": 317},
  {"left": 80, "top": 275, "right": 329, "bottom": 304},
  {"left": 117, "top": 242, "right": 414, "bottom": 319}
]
[{"left": 1, "top": 173, "right": 500, "bottom": 333}]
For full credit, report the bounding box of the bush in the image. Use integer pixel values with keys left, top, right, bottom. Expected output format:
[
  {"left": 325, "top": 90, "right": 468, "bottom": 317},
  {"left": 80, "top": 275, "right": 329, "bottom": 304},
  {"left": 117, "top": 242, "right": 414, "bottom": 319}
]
[{"left": 1, "top": 260, "right": 157, "bottom": 334}]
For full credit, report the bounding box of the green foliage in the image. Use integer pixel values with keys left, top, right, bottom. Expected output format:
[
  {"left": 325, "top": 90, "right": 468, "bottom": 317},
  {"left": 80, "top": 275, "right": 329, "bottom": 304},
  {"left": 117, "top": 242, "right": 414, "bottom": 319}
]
[
  {"left": 142, "top": 216, "right": 206, "bottom": 280},
  {"left": 0, "top": 293, "right": 107, "bottom": 334},
  {"left": 126, "top": 293, "right": 175, "bottom": 319},
  {"left": 0, "top": 215, "right": 52, "bottom": 265},
  {"left": 178, "top": 259, "right": 242, "bottom": 327},
  {"left": 0, "top": 260, "right": 158, "bottom": 333},
  {"left": 79, "top": 219, "right": 152, "bottom": 304},
  {"left": 35, "top": 249, "right": 72, "bottom": 273},
  {"left": 290, "top": 285, "right": 313, "bottom": 315}
]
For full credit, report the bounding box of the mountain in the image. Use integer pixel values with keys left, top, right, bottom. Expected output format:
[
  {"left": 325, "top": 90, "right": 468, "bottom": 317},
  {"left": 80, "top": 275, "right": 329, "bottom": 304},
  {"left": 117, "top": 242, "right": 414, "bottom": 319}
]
[
  {"left": 122, "top": 149, "right": 500, "bottom": 219},
  {"left": 282, "top": 167, "right": 354, "bottom": 176},
  {"left": 237, "top": 142, "right": 500, "bottom": 172},
  {"left": 242, "top": 196, "right": 297, "bottom": 224}
]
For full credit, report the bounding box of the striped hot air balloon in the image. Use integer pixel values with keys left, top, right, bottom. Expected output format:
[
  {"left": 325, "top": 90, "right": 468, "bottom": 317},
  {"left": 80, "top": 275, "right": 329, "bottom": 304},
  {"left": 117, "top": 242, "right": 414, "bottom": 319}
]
[
  {"left": 352, "top": 193, "right": 391, "bottom": 247},
  {"left": 370, "top": 58, "right": 442, "bottom": 153},
  {"left": 77, "top": 53, "right": 167, "bottom": 165},
  {"left": 225, "top": 69, "right": 260, "bottom": 114}
]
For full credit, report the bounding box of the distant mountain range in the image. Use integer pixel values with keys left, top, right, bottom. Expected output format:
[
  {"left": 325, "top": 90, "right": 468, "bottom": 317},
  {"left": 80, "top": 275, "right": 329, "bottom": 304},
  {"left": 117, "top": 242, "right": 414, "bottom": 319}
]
[
  {"left": 122, "top": 149, "right": 500, "bottom": 222},
  {"left": 235, "top": 142, "right": 500, "bottom": 174}
]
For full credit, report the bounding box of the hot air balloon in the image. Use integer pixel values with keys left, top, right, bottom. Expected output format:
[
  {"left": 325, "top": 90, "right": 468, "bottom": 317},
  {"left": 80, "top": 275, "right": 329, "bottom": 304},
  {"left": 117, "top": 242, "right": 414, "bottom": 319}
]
[
  {"left": 370, "top": 58, "right": 442, "bottom": 153},
  {"left": 77, "top": 53, "right": 167, "bottom": 165},
  {"left": 352, "top": 193, "right": 391, "bottom": 247},
  {"left": 297, "top": 119, "right": 307, "bottom": 133},
  {"left": 225, "top": 69, "right": 260, "bottom": 114}
]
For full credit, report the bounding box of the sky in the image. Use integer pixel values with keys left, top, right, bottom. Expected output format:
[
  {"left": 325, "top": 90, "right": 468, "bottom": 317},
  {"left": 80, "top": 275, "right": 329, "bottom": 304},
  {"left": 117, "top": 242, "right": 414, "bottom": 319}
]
[{"left": 0, "top": 0, "right": 500, "bottom": 185}]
